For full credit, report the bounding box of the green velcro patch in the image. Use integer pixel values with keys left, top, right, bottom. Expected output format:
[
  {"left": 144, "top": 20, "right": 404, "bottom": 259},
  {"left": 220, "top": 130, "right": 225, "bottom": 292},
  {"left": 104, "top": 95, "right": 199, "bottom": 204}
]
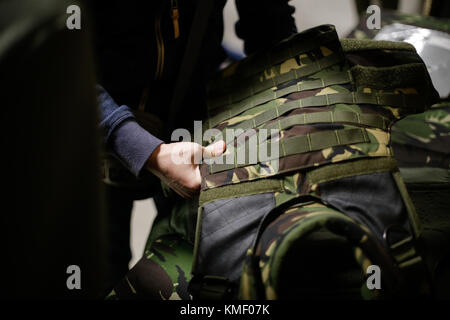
[
  {"left": 351, "top": 63, "right": 431, "bottom": 91},
  {"left": 199, "top": 178, "right": 283, "bottom": 207},
  {"left": 340, "top": 39, "right": 416, "bottom": 52}
]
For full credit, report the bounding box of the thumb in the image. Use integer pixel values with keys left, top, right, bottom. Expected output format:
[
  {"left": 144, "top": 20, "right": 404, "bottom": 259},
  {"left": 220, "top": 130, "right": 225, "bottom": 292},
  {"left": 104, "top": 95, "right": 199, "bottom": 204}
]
[{"left": 203, "top": 140, "right": 226, "bottom": 159}]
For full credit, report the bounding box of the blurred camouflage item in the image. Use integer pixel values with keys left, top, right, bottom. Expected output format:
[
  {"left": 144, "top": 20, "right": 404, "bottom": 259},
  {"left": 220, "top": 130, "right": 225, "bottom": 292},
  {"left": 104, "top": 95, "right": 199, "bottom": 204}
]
[
  {"left": 349, "top": 12, "right": 450, "bottom": 298},
  {"left": 392, "top": 102, "right": 450, "bottom": 183},
  {"left": 391, "top": 102, "right": 450, "bottom": 298},
  {"left": 107, "top": 235, "right": 193, "bottom": 300}
]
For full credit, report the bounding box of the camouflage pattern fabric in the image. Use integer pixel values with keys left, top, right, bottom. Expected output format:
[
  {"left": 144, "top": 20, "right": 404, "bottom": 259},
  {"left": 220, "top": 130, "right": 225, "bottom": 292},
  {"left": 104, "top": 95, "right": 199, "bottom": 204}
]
[
  {"left": 105, "top": 186, "right": 198, "bottom": 300},
  {"left": 200, "top": 27, "right": 437, "bottom": 190},
  {"left": 107, "top": 235, "right": 193, "bottom": 300}
]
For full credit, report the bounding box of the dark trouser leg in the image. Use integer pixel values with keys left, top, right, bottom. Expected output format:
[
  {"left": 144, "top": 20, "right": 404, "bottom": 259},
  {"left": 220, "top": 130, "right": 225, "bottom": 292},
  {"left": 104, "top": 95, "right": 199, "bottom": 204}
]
[{"left": 104, "top": 184, "right": 134, "bottom": 293}]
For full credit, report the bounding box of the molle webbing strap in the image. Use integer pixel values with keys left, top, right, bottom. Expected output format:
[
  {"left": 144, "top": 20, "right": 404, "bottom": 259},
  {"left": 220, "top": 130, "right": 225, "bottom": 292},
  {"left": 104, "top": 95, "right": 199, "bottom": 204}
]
[
  {"left": 390, "top": 236, "right": 421, "bottom": 268},
  {"left": 387, "top": 233, "right": 430, "bottom": 297},
  {"left": 212, "top": 110, "right": 389, "bottom": 146},
  {"left": 208, "top": 53, "right": 343, "bottom": 108},
  {"left": 306, "top": 157, "right": 398, "bottom": 186},
  {"left": 208, "top": 128, "right": 370, "bottom": 174},
  {"left": 208, "top": 91, "right": 424, "bottom": 129},
  {"left": 208, "top": 70, "right": 352, "bottom": 114},
  {"left": 208, "top": 24, "right": 340, "bottom": 93},
  {"left": 340, "top": 38, "right": 416, "bottom": 53},
  {"left": 220, "top": 110, "right": 391, "bottom": 143},
  {"left": 262, "top": 110, "right": 389, "bottom": 132}
]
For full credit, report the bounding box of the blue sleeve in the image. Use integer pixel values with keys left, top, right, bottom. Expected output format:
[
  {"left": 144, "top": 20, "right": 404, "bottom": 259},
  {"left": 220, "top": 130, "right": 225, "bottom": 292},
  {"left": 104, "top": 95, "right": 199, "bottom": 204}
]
[{"left": 97, "top": 85, "right": 163, "bottom": 177}]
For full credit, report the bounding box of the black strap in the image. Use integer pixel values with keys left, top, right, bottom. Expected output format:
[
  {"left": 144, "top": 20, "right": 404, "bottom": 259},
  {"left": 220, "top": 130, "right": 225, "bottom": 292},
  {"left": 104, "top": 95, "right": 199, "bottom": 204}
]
[
  {"left": 167, "top": 0, "right": 214, "bottom": 133},
  {"left": 188, "top": 274, "right": 235, "bottom": 300}
]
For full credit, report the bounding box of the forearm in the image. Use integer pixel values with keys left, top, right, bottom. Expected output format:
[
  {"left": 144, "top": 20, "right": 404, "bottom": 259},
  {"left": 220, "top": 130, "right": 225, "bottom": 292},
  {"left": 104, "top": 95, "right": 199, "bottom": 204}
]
[{"left": 97, "top": 85, "right": 163, "bottom": 176}]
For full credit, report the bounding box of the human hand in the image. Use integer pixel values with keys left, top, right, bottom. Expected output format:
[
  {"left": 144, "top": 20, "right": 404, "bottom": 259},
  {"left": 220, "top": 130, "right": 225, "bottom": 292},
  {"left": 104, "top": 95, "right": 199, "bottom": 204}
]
[{"left": 146, "top": 140, "right": 226, "bottom": 198}]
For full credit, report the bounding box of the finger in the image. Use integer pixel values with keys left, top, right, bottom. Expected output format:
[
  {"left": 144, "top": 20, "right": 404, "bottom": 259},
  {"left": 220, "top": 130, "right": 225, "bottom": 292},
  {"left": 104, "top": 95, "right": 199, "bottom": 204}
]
[{"left": 203, "top": 140, "right": 226, "bottom": 159}]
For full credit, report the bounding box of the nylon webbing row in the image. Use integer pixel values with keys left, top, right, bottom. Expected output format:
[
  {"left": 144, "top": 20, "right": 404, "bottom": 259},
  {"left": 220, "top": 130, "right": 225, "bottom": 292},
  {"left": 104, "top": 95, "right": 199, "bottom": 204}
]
[
  {"left": 209, "top": 91, "right": 423, "bottom": 129},
  {"left": 208, "top": 24, "right": 339, "bottom": 93},
  {"left": 208, "top": 53, "right": 343, "bottom": 108},
  {"left": 208, "top": 127, "right": 369, "bottom": 174},
  {"left": 262, "top": 110, "right": 389, "bottom": 132},
  {"left": 208, "top": 70, "right": 351, "bottom": 116},
  {"left": 213, "top": 110, "right": 389, "bottom": 146}
]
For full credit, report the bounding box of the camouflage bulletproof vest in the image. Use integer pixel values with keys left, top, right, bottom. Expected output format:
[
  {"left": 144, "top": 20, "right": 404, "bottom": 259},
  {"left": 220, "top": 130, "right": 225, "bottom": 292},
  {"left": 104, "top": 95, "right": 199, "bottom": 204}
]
[{"left": 190, "top": 24, "right": 440, "bottom": 299}]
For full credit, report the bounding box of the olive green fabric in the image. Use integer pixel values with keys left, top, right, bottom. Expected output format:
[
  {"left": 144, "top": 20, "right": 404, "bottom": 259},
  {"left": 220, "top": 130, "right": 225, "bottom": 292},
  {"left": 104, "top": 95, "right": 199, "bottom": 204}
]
[
  {"left": 306, "top": 157, "right": 398, "bottom": 185},
  {"left": 340, "top": 38, "right": 416, "bottom": 52},
  {"left": 350, "top": 63, "right": 436, "bottom": 96},
  {"left": 199, "top": 178, "right": 283, "bottom": 207}
]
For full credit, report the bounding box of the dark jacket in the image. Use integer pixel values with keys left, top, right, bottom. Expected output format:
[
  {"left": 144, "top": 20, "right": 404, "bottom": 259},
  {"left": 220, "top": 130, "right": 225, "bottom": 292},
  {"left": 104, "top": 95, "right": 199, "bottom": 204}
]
[{"left": 93, "top": 0, "right": 297, "bottom": 176}]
